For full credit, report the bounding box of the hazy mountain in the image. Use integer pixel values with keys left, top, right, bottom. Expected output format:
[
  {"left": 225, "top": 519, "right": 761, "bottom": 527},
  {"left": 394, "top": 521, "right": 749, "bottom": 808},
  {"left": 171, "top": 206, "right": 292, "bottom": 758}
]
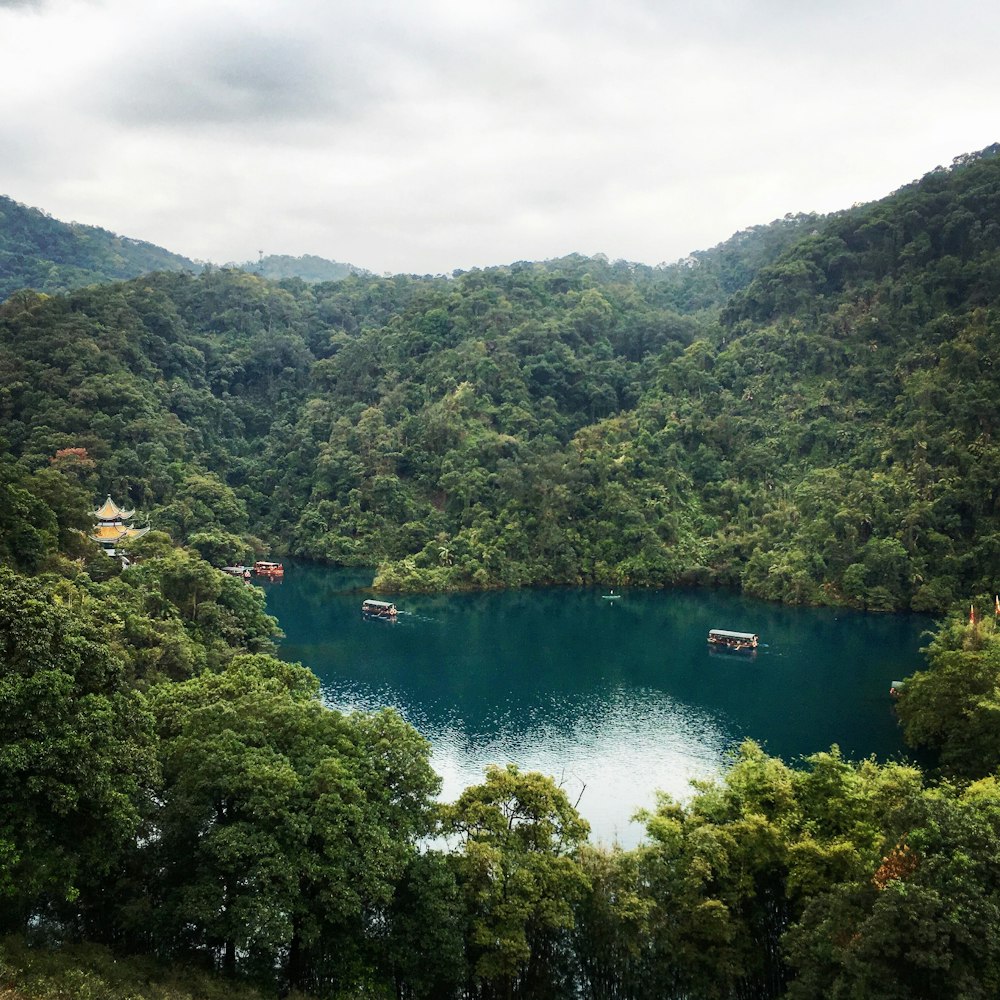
[
  {"left": 0, "top": 198, "right": 369, "bottom": 300},
  {"left": 0, "top": 196, "right": 200, "bottom": 300},
  {"left": 234, "top": 253, "right": 369, "bottom": 283}
]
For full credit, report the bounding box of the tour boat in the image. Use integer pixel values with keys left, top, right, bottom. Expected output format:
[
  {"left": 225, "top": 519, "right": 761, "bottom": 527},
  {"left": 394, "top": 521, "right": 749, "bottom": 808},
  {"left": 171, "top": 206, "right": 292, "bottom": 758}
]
[
  {"left": 253, "top": 560, "right": 285, "bottom": 578},
  {"left": 362, "top": 599, "right": 398, "bottom": 621},
  {"left": 707, "top": 628, "right": 759, "bottom": 652}
]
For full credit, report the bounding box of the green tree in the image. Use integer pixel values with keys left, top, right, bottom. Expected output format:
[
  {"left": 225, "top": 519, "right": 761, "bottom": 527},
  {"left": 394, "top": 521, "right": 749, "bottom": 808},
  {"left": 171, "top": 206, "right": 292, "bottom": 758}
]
[
  {"left": 896, "top": 608, "right": 1000, "bottom": 777},
  {"left": 571, "top": 845, "right": 652, "bottom": 1000},
  {"left": 144, "top": 654, "right": 438, "bottom": 992},
  {"left": 784, "top": 780, "right": 1000, "bottom": 999},
  {"left": 636, "top": 743, "right": 796, "bottom": 1000},
  {"left": 115, "top": 547, "right": 278, "bottom": 666},
  {"left": 0, "top": 571, "right": 157, "bottom": 930},
  {"left": 186, "top": 529, "right": 254, "bottom": 567},
  {"left": 386, "top": 851, "right": 468, "bottom": 1000},
  {"left": 442, "top": 764, "right": 591, "bottom": 1000},
  {"left": 0, "top": 474, "right": 58, "bottom": 571}
]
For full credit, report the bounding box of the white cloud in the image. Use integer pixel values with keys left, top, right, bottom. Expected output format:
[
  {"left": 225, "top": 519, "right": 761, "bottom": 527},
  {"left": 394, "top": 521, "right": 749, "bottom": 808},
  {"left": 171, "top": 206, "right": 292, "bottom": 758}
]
[{"left": 0, "top": 0, "right": 997, "bottom": 273}]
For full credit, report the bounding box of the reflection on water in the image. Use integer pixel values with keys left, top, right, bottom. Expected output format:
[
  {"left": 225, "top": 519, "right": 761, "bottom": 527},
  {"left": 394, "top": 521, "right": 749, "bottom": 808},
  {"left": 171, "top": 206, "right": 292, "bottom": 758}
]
[
  {"left": 323, "top": 680, "right": 730, "bottom": 846},
  {"left": 263, "top": 565, "right": 933, "bottom": 847},
  {"left": 428, "top": 688, "right": 731, "bottom": 846}
]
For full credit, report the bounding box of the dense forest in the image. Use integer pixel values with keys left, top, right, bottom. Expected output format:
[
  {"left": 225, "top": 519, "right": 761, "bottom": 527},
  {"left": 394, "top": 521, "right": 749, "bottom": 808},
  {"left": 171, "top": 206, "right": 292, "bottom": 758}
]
[
  {"left": 0, "top": 196, "right": 199, "bottom": 301},
  {"left": 3, "top": 146, "right": 1000, "bottom": 999},
  {"left": 236, "top": 253, "right": 368, "bottom": 284},
  {"left": 4, "top": 147, "right": 1000, "bottom": 610},
  {"left": 2, "top": 549, "right": 1000, "bottom": 1000}
]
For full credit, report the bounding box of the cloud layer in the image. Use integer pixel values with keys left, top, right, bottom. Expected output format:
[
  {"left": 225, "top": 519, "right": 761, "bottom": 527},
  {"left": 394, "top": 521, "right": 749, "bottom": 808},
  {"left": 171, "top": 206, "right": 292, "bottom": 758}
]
[{"left": 1, "top": 0, "right": 997, "bottom": 273}]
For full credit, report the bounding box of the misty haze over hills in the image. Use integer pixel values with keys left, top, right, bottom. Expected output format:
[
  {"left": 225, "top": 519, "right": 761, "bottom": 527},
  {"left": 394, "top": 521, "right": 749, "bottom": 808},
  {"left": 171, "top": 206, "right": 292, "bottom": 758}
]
[{"left": 0, "top": 195, "right": 368, "bottom": 300}]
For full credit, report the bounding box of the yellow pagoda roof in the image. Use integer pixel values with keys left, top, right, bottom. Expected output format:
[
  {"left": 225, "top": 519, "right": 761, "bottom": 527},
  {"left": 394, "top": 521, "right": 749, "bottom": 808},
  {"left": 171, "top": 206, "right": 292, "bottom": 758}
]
[
  {"left": 91, "top": 524, "right": 129, "bottom": 541},
  {"left": 93, "top": 495, "right": 135, "bottom": 521},
  {"left": 90, "top": 524, "right": 149, "bottom": 543}
]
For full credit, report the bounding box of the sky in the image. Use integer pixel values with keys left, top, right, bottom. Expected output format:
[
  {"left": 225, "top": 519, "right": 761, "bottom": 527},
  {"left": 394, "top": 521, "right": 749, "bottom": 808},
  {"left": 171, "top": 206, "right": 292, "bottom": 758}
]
[{"left": 1, "top": 0, "right": 998, "bottom": 275}]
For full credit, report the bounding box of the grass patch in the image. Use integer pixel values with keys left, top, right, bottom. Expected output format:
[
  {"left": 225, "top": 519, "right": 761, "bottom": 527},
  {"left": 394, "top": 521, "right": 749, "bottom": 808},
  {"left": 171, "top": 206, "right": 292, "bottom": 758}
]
[{"left": 0, "top": 937, "right": 276, "bottom": 1000}]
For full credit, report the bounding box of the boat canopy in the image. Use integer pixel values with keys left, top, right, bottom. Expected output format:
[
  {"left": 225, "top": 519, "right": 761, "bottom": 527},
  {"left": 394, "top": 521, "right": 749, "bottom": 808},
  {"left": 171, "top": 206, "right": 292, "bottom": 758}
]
[
  {"left": 363, "top": 599, "right": 396, "bottom": 609},
  {"left": 708, "top": 629, "right": 759, "bottom": 641}
]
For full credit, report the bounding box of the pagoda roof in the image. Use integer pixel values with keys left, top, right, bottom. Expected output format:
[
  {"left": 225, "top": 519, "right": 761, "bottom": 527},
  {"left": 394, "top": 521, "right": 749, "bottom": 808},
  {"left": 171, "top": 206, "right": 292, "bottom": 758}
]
[
  {"left": 93, "top": 495, "right": 135, "bottom": 521},
  {"left": 90, "top": 524, "right": 150, "bottom": 543},
  {"left": 91, "top": 524, "right": 129, "bottom": 542}
]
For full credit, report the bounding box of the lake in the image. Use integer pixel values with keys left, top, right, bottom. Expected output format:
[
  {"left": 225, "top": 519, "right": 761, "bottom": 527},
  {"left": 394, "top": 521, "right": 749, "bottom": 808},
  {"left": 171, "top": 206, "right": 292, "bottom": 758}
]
[{"left": 262, "top": 565, "right": 933, "bottom": 847}]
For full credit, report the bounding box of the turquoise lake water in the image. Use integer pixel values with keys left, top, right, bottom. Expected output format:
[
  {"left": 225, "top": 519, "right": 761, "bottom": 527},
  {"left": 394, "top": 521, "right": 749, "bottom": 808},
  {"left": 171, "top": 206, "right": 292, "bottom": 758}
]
[{"left": 263, "top": 565, "right": 933, "bottom": 846}]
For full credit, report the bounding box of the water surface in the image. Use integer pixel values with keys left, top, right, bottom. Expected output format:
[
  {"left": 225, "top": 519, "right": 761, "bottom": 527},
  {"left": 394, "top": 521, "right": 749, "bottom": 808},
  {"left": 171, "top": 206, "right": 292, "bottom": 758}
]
[{"left": 263, "top": 566, "right": 932, "bottom": 846}]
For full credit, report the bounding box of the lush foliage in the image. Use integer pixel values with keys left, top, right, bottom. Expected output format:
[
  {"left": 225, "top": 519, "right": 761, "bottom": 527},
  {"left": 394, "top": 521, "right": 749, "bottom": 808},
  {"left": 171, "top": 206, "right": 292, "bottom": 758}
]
[
  {"left": 237, "top": 252, "right": 367, "bottom": 283},
  {"left": 0, "top": 195, "right": 198, "bottom": 300},
  {"left": 4, "top": 149, "right": 1000, "bottom": 609},
  {"left": 6, "top": 146, "right": 1000, "bottom": 998},
  {"left": 0, "top": 570, "right": 157, "bottom": 920},
  {"left": 0, "top": 563, "right": 439, "bottom": 996},
  {"left": 896, "top": 603, "right": 1000, "bottom": 778},
  {"left": 441, "top": 764, "right": 591, "bottom": 999},
  {"left": 0, "top": 936, "right": 272, "bottom": 1000},
  {"left": 1, "top": 521, "right": 1000, "bottom": 998}
]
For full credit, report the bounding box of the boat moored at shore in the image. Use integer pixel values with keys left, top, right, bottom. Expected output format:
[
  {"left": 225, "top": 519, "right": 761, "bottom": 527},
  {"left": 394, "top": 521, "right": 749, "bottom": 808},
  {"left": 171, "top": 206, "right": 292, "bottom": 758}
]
[{"left": 254, "top": 560, "right": 285, "bottom": 578}]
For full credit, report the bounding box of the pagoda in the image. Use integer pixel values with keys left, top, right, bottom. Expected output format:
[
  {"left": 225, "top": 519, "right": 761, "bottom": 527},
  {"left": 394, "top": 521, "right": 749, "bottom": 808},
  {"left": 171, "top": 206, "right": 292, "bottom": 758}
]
[{"left": 91, "top": 495, "right": 150, "bottom": 557}]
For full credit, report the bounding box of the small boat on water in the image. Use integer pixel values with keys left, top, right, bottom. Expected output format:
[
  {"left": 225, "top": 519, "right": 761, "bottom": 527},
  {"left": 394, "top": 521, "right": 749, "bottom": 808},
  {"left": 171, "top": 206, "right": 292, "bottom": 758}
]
[
  {"left": 362, "top": 598, "right": 398, "bottom": 621},
  {"left": 602, "top": 589, "right": 621, "bottom": 600},
  {"left": 707, "top": 628, "right": 759, "bottom": 652},
  {"left": 254, "top": 560, "right": 285, "bottom": 578}
]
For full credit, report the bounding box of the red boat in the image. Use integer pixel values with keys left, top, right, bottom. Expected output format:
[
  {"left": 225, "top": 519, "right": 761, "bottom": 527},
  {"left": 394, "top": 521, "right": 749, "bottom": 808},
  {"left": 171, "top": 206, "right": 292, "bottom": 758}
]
[{"left": 253, "top": 560, "right": 285, "bottom": 578}]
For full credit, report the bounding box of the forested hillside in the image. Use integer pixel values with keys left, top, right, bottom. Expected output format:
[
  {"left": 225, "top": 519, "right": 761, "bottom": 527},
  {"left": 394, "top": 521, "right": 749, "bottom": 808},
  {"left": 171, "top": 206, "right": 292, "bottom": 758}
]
[
  {"left": 0, "top": 200, "right": 369, "bottom": 300},
  {"left": 3, "top": 553, "right": 1000, "bottom": 1000},
  {"left": 235, "top": 252, "right": 368, "bottom": 283},
  {"left": 4, "top": 146, "right": 1000, "bottom": 611},
  {"left": 0, "top": 196, "right": 199, "bottom": 299},
  {"left": 5, "top": 147, "right": 1000, "bottom": 999}
]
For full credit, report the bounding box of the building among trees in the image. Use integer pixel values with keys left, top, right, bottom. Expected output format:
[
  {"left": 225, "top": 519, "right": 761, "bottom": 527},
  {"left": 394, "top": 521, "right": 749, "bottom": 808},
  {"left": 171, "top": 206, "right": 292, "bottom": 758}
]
[{"left": 90, "top": 496, "right": 149, "bottom": 557}]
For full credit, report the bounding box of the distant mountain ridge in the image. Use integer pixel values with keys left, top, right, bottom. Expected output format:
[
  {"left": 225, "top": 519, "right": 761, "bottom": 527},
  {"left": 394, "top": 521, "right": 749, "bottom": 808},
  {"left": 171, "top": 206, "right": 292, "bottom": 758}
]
[
  {"left": 0, "top": 196, "right": 368, "bottom": 299},
  {"left": 0, "top": 196, "right": 200, "bottom": 300},
  {"left": 1, "top": 189, "right": 817, "bottom": 305},
  {"left": 233, "top": 253, "right": 370, "bottom": 283},
  {"left": 3, "top": 145, "right": 1000, "bottom": 611}
]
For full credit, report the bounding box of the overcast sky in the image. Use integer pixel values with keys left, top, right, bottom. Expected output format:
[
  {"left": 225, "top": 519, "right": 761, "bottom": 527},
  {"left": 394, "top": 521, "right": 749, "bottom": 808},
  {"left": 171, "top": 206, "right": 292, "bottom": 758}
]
[{"left": 2, "top": 0, "right": 997, "bottom": 274}]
